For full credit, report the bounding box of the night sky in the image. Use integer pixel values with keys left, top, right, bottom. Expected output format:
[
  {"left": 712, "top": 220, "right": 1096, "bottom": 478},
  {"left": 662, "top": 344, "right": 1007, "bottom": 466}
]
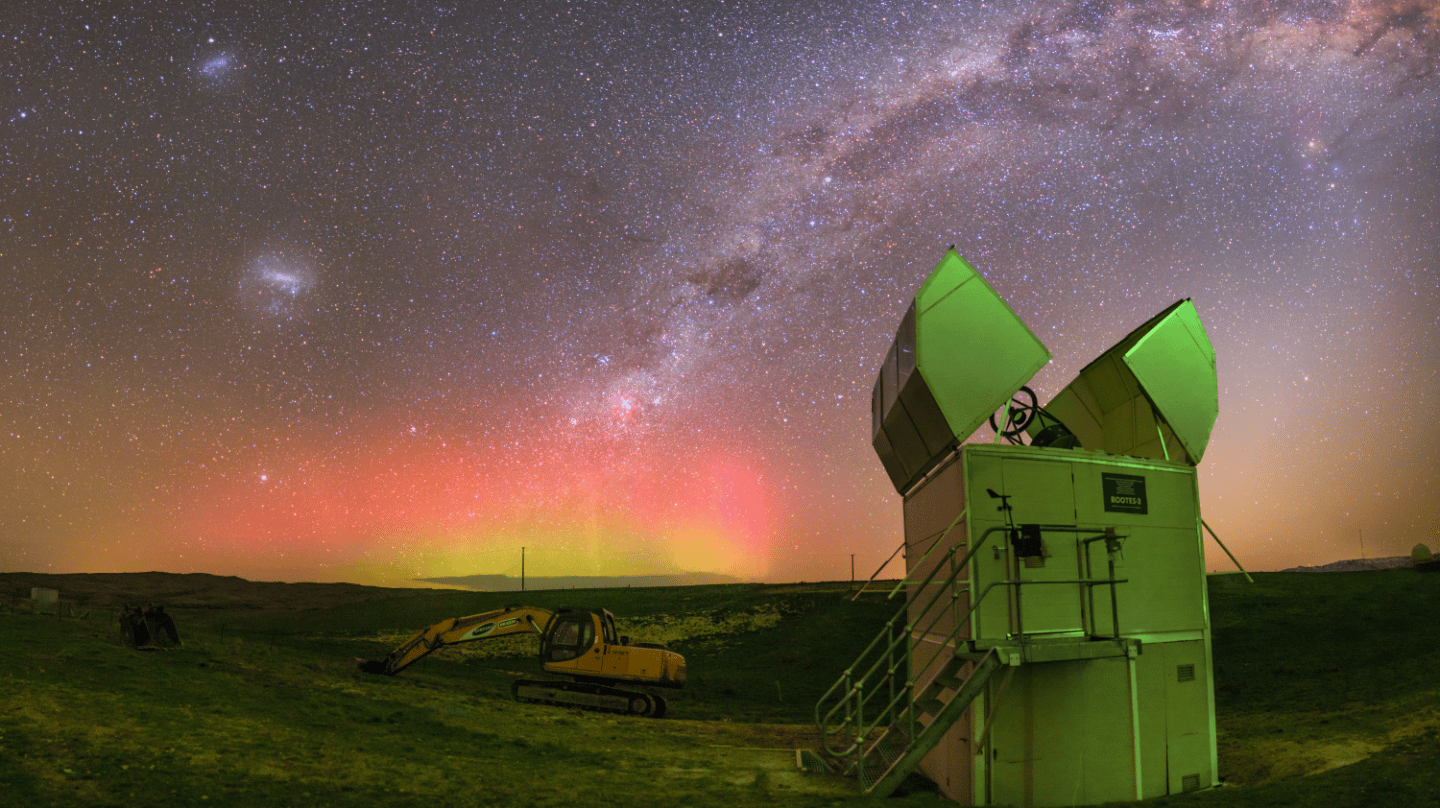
[{"left": 2, "top": 1, "right": 1436, "bottom": 588}]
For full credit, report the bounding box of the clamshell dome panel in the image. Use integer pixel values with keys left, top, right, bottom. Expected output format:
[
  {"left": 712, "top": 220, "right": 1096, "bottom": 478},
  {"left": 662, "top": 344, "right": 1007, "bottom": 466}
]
[
  {"left": 1036, "top": 299, "right": 1217, "bottom": 465},
  {"left": 871, "top": 249, "right": 1052, "bottom": 493}
]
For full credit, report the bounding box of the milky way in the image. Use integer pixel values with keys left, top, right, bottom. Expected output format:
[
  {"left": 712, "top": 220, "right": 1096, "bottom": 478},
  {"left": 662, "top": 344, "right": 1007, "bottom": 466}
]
[{"left": 1, "top": 0, "right": 1436, "bottom": 586}]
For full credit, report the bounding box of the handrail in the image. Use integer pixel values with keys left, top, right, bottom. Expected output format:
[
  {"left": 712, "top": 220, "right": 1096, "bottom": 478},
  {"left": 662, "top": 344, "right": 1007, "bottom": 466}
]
[
  {"left": 819, "top": 531, "right": 976, "bottom": 706},
  {"left": 818, "top": 523, "right": 1008, "bottom": 758},
  {"left": 818, "top": 546, "right": 960, "bottom": 734},
  {"left": 820, "top": 568, "right": 994, "bottom": 759},
  {"left": 851, "top": 538, "right": 908, "bottom": 601},
  {"left": 886, "top": 508, "right": 968, "bottom": 599},
  {"left": 818, "top": 524, "right": 1008, "bottom": 718},
  {"left": 816, "top": 521, "right": 1133, "bottom": 772},
  {"left": 818, "top": 546, "right": 969, "bottom": 756},
  {"left": 824, "top": 569, "right": 1126, "bottom": 758}
]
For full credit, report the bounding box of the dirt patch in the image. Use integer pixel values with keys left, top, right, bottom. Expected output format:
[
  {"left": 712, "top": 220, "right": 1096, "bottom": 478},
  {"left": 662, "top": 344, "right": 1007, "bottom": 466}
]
[
  {"left": 1224, "top": 705, "right": 1440, "bottom": 786},
  {"left": 1313, "top": 739, "right": 1385, "bottom": 771},
  {"left": 1229, "top": 737, "right": 1384, "bottom": 783}
]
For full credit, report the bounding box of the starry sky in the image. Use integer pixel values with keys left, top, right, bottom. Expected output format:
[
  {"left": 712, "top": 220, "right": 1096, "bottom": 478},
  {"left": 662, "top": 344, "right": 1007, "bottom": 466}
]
[{"left": 1, "top": 0, "right": 1436, "bottom": 588}]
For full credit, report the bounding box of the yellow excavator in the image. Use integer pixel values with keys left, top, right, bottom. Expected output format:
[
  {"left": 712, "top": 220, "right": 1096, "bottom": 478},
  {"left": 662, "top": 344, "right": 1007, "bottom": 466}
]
[{"left": 356, "top": 605, "right": 686, "bottom": 717}]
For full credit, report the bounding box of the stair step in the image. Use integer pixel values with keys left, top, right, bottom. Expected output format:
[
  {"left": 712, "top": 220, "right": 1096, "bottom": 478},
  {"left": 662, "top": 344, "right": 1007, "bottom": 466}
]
[
  {"left": 869, "top": 733, "right": 908, "bottom": 761},
  {"left": 864, "top": 741, "right": 917, "bottom": 792},
  {"left": 917, "top": 674, "right": 957, "bottom": 703},
  {"left": 860, "top": 726, "right": 913, "bottom": 780},
  {"left": 870, "top": 747, "right": 900, "bottom": 769},
  {"left": 864, "top": 648, "right": 1004, "bottom": 798},
  {"left": 932, "top": 672, "right": 964, "bottom": 690},
  {"left": 917, "top": 681, "right": 947, "bottom": 702},
  {"left": 931, "top": 655, "right": 969, "bottom": 690},
  {"left": 915, "top": 696, "right": 946, "bottom": 716},
  {"left": 896, "top": 704, "right": 936, "bottom": 727}
]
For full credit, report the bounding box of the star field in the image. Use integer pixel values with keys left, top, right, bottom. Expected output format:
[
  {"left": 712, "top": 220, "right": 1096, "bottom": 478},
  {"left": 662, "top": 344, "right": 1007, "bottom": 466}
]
[{"left": 1, "top": 0, "right": 1437, "bottom": 586}]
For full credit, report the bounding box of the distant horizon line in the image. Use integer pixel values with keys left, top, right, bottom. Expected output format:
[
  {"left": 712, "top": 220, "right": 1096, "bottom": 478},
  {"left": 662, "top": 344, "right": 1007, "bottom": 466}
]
[{"left": 413, "top": 571, "right": 748, "bottom": 591}]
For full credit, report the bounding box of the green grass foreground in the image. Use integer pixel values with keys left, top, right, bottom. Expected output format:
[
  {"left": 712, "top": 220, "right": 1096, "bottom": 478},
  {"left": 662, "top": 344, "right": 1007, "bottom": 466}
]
[{"left": 1, "top": 570, "right": 1438, "bottom": 807}]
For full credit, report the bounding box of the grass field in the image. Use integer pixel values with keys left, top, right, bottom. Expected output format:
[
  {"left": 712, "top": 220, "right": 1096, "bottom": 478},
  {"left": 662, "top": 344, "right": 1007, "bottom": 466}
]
[{"left": 1, "top": 569, "right": 1438, "bottom": 807}]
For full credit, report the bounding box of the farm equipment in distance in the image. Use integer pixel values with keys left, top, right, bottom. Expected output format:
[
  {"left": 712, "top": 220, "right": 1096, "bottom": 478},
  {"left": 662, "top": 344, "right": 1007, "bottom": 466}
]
[{"left": 119, "top": 604, "right": 182, "bottom": 650}]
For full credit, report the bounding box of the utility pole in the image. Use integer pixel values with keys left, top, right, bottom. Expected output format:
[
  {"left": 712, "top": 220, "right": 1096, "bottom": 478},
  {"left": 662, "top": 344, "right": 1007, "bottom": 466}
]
[
  {"left": 1359, "top": 530, "right": 1365, "bottom": 560},
  {"left": 521, "top": 546, "right": 526, "bottom": 592},
  {"left": 850, "top": 554, "right": 855, "bottom": 592}
]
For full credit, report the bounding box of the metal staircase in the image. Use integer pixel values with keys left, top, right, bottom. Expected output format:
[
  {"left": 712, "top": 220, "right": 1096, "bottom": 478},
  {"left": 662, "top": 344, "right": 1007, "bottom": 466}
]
[
  {"left": 816, "top": 529, "right": 995, "bottom": 796},
  {"left": 863, "top": 648, "right": 1001, "bottom": 794},
  {"left": 816, "top": 519, "right": 1135, "bottom": 797}
]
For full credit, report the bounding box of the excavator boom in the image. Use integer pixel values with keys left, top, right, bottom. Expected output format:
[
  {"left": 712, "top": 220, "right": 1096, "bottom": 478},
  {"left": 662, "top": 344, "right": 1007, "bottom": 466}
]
[{"left": 356, "top": 605, "right": 553, "bottom": 676}]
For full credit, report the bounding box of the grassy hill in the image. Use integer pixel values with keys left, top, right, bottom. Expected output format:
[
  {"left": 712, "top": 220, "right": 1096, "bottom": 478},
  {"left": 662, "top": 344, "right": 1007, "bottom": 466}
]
[{"left": 1, "top": 570, "right": 1437, "bottom": 807}]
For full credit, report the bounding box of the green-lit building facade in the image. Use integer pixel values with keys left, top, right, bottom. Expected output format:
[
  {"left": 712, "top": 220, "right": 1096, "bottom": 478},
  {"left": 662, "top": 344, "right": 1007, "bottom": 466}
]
[{"left": 870, "top": 249, "right": 1219, "bottom": 805}]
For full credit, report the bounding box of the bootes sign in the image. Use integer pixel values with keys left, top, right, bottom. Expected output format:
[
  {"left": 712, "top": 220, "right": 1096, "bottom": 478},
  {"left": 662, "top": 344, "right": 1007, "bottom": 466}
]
[{"left": 1102, "top": 473, "right": 1147, "bottom": 514}]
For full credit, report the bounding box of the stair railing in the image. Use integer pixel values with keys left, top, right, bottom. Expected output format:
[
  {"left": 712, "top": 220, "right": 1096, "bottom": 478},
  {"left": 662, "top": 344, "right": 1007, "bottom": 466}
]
[
  {"left": 817, "top": 523, "right": 1134, "bottom": 780},
  {"left": 849, "top": 538, "right": 906, "bottom": 601},
  {"left": 871, "top": 507, "right": 968, "bottom": 602},
  {"left": 816, "top": 521, "right": 1007, "bottom": 763},
  {"left": 816, "top": 546, "right": 958, "bottom": 759}
]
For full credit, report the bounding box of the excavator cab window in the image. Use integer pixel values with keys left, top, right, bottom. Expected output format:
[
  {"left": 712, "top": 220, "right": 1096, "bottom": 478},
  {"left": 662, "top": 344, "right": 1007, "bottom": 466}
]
[
  {"left": 601, "top": 612, "right": 618, "bottom": 646},
  {"left": 554, "top": 621, "right": 580, "bottom": 646},
  {"left": 545, "top": 614, "right": 596, "bottom": 663}
]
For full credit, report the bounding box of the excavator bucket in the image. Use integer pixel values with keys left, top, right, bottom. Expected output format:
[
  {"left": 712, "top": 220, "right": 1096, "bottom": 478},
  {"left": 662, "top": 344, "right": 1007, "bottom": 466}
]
[{"left": 354, "top": 658, "right": 392, "bottom": 675}]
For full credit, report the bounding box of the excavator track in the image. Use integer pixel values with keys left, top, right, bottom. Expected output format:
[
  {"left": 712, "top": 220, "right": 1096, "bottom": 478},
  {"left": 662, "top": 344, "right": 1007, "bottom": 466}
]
[{"left": 512, "top": 679, "right": 668, "bottom": 718}]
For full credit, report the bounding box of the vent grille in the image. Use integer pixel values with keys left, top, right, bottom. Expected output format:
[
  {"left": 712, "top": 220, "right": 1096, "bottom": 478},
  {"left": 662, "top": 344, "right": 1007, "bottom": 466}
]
[
  {"left": 1182, "top": 774, "right": 1200, "bottom": 792},
  {"left": 1177, "top": 664, "right": 1196, "bottom": 682}
]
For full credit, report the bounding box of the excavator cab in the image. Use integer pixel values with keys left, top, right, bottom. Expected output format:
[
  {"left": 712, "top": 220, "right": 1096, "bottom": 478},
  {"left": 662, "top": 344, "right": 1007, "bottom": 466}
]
[
  {"left": 540, "top": 609, "right": 626, "bottom": 674},
  {"left": 542, "top": 610, "right": 596, "bottom": 663}
]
